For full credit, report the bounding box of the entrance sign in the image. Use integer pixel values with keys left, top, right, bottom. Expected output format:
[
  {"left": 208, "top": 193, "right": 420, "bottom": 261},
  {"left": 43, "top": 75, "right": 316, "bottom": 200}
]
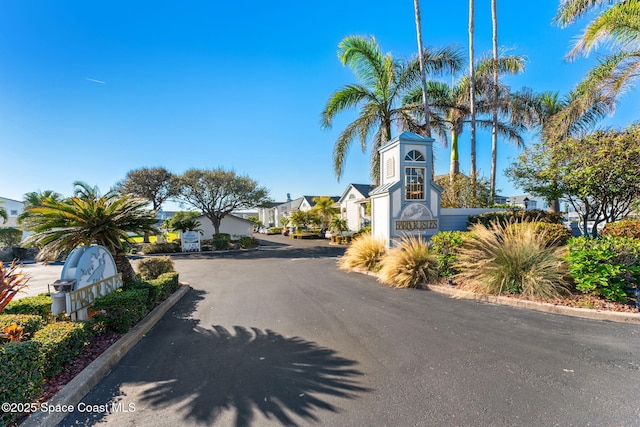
[
  {"left": 51, "top": 245, "right": 122, "bottom": 320},
  {"left": 370, "top": 132, "right": 442, "bottom": 246},
  {"left": 181, "top": 230, "right": 201, "bottom": 252}
]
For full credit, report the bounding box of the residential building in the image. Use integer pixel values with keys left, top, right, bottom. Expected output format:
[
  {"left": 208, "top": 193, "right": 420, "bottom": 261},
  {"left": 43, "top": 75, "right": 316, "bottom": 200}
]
[
  {"left": 0, "top": 197, "right": 24, "bottom": 228},
  {"left": 338, "top": 184, "right": 375, "bottom": 231}
]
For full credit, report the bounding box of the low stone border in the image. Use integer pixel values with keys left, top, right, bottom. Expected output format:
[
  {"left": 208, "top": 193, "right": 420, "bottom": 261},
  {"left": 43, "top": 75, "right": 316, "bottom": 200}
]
[{"left": 21, "top": 284, "right": 191, "bottom": 427}]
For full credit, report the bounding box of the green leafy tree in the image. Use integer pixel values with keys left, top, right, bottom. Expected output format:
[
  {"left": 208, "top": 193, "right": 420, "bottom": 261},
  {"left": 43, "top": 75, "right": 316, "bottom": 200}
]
[
  {"left": 163, "top": 211, "right": 200, "bottom": 230},
  {"left": 177, "top": 169, "right": 271, "bottom": 236},
  {"left": 116, "top": 167, "right": 178, "bottom": 211},
  {"left": 508, "top": 124, "right": 640, "bottom": 236},
  {"left": 436, "top": 173, "right": 492, "bottom": 208},
  {"left": 246, "top": 216, "right": 262, "bottom": 228},
  {"left": 321, "top": 35, "right": 462, "bottom": 183},
  {"left": 22, "top": 183, "right": 158, "bottom": 283},
  {"left": 289, "top": 210, "right": 320, "bottom": 230},
  {"left": 311, "top": 197, "right": 339, "bottom": 229},
  {"left": 0, "top": 203, "right": 6, "bottom": 224}
]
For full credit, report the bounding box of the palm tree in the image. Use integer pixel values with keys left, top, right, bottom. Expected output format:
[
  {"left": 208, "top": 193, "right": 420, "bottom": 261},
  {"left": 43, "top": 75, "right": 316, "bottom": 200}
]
[
  {"left": 321, "top": 35, "right": 462, "bottom": 183},
  {"left": 22, "top": 183, "right": 158, "bottom": 283},
  {"left": 553, "top": 0, "right": 640, "bottom": 114},
  {"left": 468, "top": 0, "right": 477, "bottom": 194},
  {"left": 18, "top": 190, "right": 63, "bottom": 225},
  {"left": 404, "top": 55, "right": 528, "bottom": 185},
  {"left": 311, "top": 196, "right": 339, "bottom": 229},
  {"left": 490, "top": 0, "right": 499, "bottom": 203},
  {"left": 413, "top": 0, "right": 432, "bottom": 137}
]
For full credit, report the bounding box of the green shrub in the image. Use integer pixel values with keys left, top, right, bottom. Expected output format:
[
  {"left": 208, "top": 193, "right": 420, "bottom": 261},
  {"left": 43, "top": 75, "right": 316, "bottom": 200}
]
[
  {"left": 430, "top": 231, "right": 467, "bottom": 277},
  {"left": 508, "top": 222, "right": 573, "bottom": 247},
  {"left": 3, "top": 294, "right": 52, "bottom": 319},
  {"left": 140, "top": 242, "right": 181, "bottom": 254},
  {"left": 378, "top": 235, "right": 438, "bottom": 288},
  {"left": 93, "top": 288, "right": 149, "bottom": 333},
  {"left": 239, "top": 236, "right": 254, "bottom": 248},
  {"left": 455, "top": 222, "right": 570, "bottom": 299},
  {"left": 267, "top": 227, "right": 283, "bottom": 235},
  {"left": 601, "top": 220, "right": 640, "bottom": 239},
  {"left": 0, "top": 341, "right": 45, "bottom": 425},
  {"left": 468, "top": 209, "right": 564, "bottom": 228},
  {"left": 567, "top": 236, "right": 640, "bottom": 302},
  {"left": 212, "top": 233, "right": 231, "bottom": 250},
  {"left": 155, "top": 272, "right": 180, "bottom": 295},
  {"left": 0, "top": 314, "right": 44, "bottom": 341},
  {"left": 136, "top": 256, "right": 175, "bottom": 280},
  {"left": 123, "top": 281, "right": 162, "bottom": 309},
  {"left": 338, "top": 232, "right": 386, "bottom": 272},
  {"left": 32, "top": 321, "right": 93, "bottom": 378}
]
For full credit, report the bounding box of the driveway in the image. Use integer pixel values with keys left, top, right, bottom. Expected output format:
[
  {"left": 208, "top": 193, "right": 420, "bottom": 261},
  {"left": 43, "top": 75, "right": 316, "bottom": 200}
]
[{"left": 61, "top": 235, "right": 640, "bottom": 426}]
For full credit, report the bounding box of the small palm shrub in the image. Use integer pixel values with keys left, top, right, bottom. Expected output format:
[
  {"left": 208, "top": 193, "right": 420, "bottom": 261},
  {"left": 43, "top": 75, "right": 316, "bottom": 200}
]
[
  {"left": 136, "top": 256, "right": 175, "bottom": 280},
  {"left": 430, "top": 231, "right": 467, "bottom": 277},
  {"left": 455, "top": 222, "right": 570, "bottom": 299},
  {"left": 338, "top": 232, "right": 386, "bottom": 272},
  {"left": 378, "top": 235, "right": 438, "bottom": 289},
  {"left": 601, "top": 220, "right": 640, "bottom": 239}
]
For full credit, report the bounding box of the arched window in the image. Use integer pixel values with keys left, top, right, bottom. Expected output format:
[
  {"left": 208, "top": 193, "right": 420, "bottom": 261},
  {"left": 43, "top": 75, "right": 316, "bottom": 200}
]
[{"left": 405, "top": 150, "right": 425, "bottom": 162}]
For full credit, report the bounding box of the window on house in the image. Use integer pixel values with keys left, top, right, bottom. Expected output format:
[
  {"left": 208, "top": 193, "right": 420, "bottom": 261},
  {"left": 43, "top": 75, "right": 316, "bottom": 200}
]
[
  {"left": 405, "top": 150, "right": 425, "bottom": 162},
  {"left": 10, "top": 210, "right": 18, "bottom": 216},
  {"left": 405, "top": 167, "right": 425, "bottom": 200}
]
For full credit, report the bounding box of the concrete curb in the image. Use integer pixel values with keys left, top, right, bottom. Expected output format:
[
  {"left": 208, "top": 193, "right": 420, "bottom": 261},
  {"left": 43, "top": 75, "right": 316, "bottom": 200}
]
[
  {"left": 21, "top": 284, "right": 191, "bottom": 427},
  {"left": 424, "top": 284, "right": 640, "bottom": 324},
  {"left": 348, "top": 267, "right": 640, "bottom": 324}
]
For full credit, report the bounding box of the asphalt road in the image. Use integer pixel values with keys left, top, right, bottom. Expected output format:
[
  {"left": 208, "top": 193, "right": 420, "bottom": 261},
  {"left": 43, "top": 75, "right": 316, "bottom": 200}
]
[{"left": 61, "top": 235, "right": 640, "bottom": 426}]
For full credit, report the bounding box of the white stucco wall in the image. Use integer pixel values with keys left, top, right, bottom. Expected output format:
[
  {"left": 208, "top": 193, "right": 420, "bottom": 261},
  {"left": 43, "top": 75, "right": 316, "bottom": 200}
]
[
  {"left": 196, "top": 215, "right": 253, "bottom": 239},
  {"left": 0, "top": 197, "right": 24, "bottom": 228},
  {"left": 372, "top": 196, "right": 390, "bottom": 244}
]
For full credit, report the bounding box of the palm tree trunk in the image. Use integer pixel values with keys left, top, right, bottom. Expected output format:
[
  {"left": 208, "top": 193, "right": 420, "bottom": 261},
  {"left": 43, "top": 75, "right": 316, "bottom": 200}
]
[
  {"left": 114, "top": 252, "right": 137, "bottom": 284},
  {"left": 490, "top": 0, "right": 499, "bottom": 205},
  {"left": 468, "top": 0, "right": 477, "bottom": 197},
  {"left": 413, "top": 0, "right": 431, "bottom": 137},
  {"left": 450, "top": 130, "right": 460, "bottom": 183}
]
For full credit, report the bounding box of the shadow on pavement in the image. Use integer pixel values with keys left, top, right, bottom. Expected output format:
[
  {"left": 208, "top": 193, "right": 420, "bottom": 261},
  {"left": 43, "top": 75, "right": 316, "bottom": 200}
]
[{"left": 66, "top": 289, "right": 370, "bottom": 427}]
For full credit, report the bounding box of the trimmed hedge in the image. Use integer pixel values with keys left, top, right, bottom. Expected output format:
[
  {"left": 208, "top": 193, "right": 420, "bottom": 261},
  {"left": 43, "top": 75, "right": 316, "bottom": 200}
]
[
  {"left": 567, "top": 236, "right": 640, "bottom": 302},
  {"left": 152, "top": 272, "right": 180, "bottom": 297},
  {"left": 136, "top": 256, "right": 175, "bottom": 280},
  {"left": 468, "top": 209, "right": 564, "bottom": 228},
  {"left": 32, "top": 321, "right": 93, "bottom": 378},
  {"left": 93, "top": 288, "right": 149, "bottom": 333},
  {"left": 141, "top": 242, "right": 181, "bottom": 254},
  {"left": 0, "top": 341, "right": 45, "bottom": 425},
  {"left": 0, "top": 314, "right": 44, "bottom": 341},
  {"left": 3, "top": 295, "right": 53, "bottom": 319}
]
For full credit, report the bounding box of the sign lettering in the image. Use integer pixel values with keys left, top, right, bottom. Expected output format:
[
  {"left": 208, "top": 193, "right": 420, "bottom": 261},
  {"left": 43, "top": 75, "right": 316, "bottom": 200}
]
[{"left": 395, "top": 219, "right": 438, "bottom": 231}]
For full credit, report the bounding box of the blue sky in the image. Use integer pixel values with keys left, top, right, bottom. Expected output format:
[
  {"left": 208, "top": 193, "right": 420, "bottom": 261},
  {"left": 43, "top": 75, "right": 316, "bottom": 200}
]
[{"left": 1, "top": 1, "right": 638, "bottom": 209}]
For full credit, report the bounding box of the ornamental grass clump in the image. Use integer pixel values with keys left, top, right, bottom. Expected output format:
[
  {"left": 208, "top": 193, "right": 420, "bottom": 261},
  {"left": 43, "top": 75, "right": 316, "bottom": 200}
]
[
  {"left": 338, "top": 232, "right": 386, "bottom": 272},
  {"left": 455, "top": 221, "right": 570, "bottom": 299},
  {"left": 378, "top": 235, "right": 438, "bottom": 289}
]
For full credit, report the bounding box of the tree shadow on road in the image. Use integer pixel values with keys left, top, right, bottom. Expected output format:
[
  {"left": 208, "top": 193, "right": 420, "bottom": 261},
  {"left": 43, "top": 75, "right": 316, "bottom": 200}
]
[{"left": 64, "top": 289, "right": 370, "bottom": 427}]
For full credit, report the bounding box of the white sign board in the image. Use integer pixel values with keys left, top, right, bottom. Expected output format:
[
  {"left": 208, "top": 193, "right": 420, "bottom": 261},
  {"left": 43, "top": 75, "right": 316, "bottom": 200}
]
[{"left": 181, "top": 230, "right": 201, "bottom": 252}]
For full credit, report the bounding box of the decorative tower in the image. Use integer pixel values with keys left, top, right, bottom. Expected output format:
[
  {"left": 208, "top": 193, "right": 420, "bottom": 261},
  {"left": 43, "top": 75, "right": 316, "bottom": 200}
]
[{"left": 369, "top": 132, "right": 442, "bottom": 246}]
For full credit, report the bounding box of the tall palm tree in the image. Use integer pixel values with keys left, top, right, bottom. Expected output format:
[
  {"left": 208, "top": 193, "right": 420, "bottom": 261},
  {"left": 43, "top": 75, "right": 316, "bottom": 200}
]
[
  {"left": 321, "top": 35, "right": 462, "bottom": 183},
  {"left": 413, "top": 0, "right": 432, "bottom": 137},
  {"left": 553, "top": 0, "right": 640, "bottom": 115},
  {"left": 22, "top": 184, "right": 158, "bottom": 283},
  {"left": 404, "top": 55, "right": 527, "bottom": 184},
  {"left": 468, "top": 0, "right": 477, "bottom": 194},
  {"left": 490, "top": 0, "right": 499, "bottom": 203}
]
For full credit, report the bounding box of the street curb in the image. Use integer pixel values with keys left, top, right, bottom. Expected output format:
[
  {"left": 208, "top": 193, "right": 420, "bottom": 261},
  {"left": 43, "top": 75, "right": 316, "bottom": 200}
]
[
  {"left": 423, "top": 284, "right": 640, "bottom": 324},
  {"left": 21, "top": 284, "right": 191, "bottom": 427},
  {"left": 348, "top": 267, "right": 640, "bottom": 324}
]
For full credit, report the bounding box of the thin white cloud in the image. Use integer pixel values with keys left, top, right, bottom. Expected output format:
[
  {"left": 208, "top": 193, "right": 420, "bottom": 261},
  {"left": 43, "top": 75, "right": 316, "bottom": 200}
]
[{"left": 83, "top": 77, "right": 106, "bottom": 84}]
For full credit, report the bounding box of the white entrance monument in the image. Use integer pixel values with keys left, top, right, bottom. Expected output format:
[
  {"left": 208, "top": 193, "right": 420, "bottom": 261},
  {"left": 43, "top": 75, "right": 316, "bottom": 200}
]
[
  {"left": 51, "top": 245, "right": 123, "bottom": 320},
  {"left": 370, "top": 132, "right": 442, "bottom": 247}
]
